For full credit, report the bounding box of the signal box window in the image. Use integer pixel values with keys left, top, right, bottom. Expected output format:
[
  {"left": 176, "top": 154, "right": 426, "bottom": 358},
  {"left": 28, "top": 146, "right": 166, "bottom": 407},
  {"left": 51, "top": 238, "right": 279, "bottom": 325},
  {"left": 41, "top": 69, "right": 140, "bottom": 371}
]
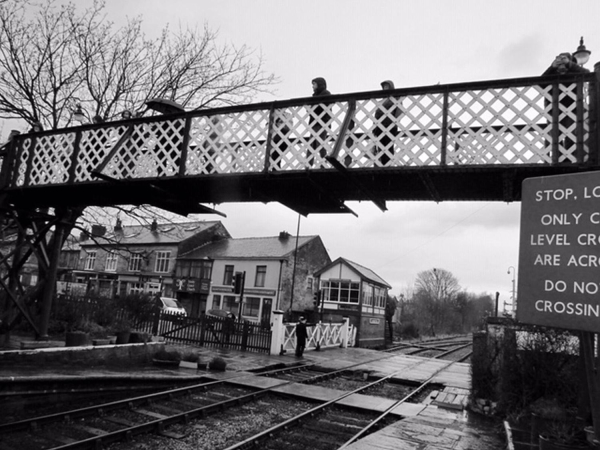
[{"left": 321, "top": 280, "right": 360, "bottom": 303}]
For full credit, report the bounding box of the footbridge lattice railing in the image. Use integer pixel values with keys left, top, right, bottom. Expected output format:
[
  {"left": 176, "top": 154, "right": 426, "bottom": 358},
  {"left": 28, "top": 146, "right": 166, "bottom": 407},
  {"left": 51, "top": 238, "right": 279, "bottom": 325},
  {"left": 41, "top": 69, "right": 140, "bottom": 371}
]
[{"left": 1, "top": 71, "right": 597, "bottom": 192}]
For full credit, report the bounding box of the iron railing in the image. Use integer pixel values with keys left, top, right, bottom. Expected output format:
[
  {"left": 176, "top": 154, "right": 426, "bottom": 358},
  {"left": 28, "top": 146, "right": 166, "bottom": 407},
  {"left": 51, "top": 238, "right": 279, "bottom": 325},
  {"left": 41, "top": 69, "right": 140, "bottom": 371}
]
[{"left": 1, "top": 72, "right": 597, "bottom": 192}]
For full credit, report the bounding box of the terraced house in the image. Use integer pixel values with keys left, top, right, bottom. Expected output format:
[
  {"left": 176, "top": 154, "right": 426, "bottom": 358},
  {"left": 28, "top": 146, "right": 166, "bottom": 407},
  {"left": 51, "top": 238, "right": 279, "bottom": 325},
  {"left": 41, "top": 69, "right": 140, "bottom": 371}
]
[{"left": 71, "top": 219, "right": 230, "bottom": 302}]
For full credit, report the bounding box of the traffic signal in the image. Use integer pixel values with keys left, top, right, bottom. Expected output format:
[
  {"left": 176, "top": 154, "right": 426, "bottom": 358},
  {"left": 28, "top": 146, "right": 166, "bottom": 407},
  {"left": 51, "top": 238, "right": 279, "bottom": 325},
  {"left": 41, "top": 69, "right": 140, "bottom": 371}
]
[
  {"left": 313, "top": 290, "right": 321, "bottom": 307},
  {"left": 233, "top": 272, "right": 243, "bottom": 294}
]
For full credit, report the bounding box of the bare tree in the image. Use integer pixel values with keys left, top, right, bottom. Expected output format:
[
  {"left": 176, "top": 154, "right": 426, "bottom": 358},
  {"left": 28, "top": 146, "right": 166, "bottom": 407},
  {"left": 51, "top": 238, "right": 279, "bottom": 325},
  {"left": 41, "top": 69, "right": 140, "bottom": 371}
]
[
  {"left": 0, "top": 0, "right": 277, "bottom": 339},
  {"left": 0, "top": 0, "right": 277, "bottom": 129},
  {"left": 413, "top": 268, "right": 461, "bottom": 336}
]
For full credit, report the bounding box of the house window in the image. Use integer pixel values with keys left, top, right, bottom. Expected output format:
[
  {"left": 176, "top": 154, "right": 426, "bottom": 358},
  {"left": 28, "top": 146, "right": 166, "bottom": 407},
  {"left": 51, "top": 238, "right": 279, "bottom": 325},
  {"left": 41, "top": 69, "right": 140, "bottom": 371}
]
[
  {"left": 84, "top": 251, "right": 96, "bottom": 271},
  {"left": 307, "top": 277, "right": 313, "bottom": 291},
  {"left": 175, "top": 259, "right": 212, "bottom": 279},
  {"left": 243, "top": 297, "right": 260, "bottom": 318},
  {"left": 254, "top": 265, "right": 266, "bottom": 287},
  {"left": 147, "top": 282, "right": 161, "bottom": 294},
  {"left": 223, "top": 295, "right": 237, "bottom": 312},
  {"left": 128, "top": 253, "right": 143, "bottom": 272},
  {"left": 322, "top": 280, "right": 360, "bottom": 304},
  {"left": 212, "top": 295, "right": 221, "bottom": 310},
  {"left": 105, "top": 253, "right": 118, "bottom": 272},
  {"left": 128, "top": 282, "right": 144, "bottom": 294},
  {"left": 223, "top": 265, "right": 234, "bottom": 285},
  {"left": 155, "top": 251, "right": 171, "bottom": 273}
]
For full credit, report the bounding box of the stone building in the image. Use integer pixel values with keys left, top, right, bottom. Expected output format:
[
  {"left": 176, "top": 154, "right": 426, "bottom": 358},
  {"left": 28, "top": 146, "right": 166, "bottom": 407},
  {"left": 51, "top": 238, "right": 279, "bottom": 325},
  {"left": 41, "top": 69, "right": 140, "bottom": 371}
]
[{"left": 177, "top": 232, "right": 331, "bottom": 323}]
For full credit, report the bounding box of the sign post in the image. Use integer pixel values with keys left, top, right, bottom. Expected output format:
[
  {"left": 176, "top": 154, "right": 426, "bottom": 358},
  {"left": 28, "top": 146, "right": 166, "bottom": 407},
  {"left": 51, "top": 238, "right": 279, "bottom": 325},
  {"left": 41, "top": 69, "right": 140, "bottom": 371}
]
[{"left": 517, "top": 171, "right": 600, "bottom": 441}]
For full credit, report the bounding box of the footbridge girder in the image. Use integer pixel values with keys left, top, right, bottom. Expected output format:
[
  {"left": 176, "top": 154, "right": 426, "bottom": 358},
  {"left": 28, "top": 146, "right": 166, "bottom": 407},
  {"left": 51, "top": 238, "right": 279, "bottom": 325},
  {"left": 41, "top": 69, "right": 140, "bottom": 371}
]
[{"left": 0, "top": 70, "right": 598, "bottom": 216}]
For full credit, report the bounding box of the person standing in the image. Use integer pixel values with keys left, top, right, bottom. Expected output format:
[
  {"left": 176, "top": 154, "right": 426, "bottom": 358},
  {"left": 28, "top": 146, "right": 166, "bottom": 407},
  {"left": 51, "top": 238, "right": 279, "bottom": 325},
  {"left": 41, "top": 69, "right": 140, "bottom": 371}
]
[
  {"left": 223, "top": 312, "right": 236, "bottom": 348},
  {"left": 271, "top": 109, "right": 292, "bottom": 169},
  {"left": 307, "top": 77, "right": 331, "bottom": 166},
  {"left": 373, "top": 80, "right": 402, "bottom": 166},
  {"left": 295, "top": 316, "right": 308, "bottom": 357}
]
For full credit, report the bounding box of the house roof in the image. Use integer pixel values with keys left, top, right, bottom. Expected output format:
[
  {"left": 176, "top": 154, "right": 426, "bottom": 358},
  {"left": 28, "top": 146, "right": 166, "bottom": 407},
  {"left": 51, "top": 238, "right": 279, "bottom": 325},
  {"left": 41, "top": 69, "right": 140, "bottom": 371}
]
[
  {"left": 80, "top": 221, "right": 223, "bottom": 247},
  {"left": 178, "top": 235, "right": 320, "bottom": 260},
  {"left": 315, "top": 257, "right": 391, "bottom": 289}
]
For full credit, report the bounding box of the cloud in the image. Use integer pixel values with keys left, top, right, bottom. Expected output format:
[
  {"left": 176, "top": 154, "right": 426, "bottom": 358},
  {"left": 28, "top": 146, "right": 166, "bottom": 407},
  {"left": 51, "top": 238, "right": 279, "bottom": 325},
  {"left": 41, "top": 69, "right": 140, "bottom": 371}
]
[{"left": 497, "top": 35, "right": 548, "bottom": 77}]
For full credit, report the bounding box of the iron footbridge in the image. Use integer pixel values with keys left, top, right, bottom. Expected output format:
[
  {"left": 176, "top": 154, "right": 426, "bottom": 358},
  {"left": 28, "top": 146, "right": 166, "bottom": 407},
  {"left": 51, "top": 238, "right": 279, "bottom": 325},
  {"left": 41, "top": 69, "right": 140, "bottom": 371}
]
[{"left": 0, "top": 71, "right": 598, "bottom": 217}]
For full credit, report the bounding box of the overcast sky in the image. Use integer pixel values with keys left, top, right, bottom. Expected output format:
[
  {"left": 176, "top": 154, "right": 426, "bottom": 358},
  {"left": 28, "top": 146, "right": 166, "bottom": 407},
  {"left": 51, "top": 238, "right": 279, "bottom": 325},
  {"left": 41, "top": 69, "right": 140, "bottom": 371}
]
[{"left": 10, "top": 0, "right": 600, "bottom": 306}]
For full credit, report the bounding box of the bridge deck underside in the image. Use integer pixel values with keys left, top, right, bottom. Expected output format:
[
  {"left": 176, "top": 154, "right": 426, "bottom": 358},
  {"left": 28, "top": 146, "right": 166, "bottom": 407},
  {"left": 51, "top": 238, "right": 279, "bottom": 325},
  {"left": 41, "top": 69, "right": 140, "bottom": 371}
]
[{"left": 5, "top": 164, "right": 591, "bottom": 216}]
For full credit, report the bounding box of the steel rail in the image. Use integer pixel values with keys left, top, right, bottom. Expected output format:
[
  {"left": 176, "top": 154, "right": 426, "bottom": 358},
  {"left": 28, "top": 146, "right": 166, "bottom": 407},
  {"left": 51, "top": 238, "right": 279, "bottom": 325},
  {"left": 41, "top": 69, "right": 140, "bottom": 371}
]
[
  {"left": 221, "top": 356, "right": 458, "bottom": 450},
  {"left": 0, "top": 351, "right": 402, "bottom": 449},
  {"left": 336, "top": 358, "right": 462, "bottom": 449},
  {"left": 0, "top": 361, "right": 315, "bottom": 433}
]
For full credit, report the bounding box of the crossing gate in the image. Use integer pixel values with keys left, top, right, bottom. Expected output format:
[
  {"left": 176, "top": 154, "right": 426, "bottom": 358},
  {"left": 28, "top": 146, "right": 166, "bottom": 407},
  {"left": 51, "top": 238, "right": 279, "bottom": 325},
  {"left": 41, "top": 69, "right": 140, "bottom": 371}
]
[
  {"left": 155, "top": 313, "right": 272, "bottom": 353},
  {"left": 281, "top": 320, "right": 356, "bottom": 355}
]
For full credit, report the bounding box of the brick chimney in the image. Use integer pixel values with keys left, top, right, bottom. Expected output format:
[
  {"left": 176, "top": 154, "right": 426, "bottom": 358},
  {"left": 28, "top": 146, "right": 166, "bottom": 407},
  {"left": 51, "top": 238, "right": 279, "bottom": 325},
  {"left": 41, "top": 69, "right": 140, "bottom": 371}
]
[
  {"left": 91, "top": 225, "right": 106, "bottom": 237},
  {"left": 279, "top": 231, "right": 291, "bottom": 240},
  {"left": 151, "top": 219, "right": 158, "bottom": 232},
  {"left": 114, "top": 218, "right": 122, "bottom": 232}
]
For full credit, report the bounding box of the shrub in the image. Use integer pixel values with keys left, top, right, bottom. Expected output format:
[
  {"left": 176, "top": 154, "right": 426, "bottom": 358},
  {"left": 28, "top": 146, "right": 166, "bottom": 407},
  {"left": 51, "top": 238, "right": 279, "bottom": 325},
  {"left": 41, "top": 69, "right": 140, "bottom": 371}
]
[
  {"left": 471, "top": 320, "right": 580, "bottom": 419},
  {"left": 208, "top": 356, "right": 227, "bottom": 371},
  {"left": 154, "top": 349, "right": 181, "bottom": 362},
  {"left": 398, "top": 322, "right": 419, "bottom": 340},
  {"left": 182, "top": 351, "right": 199, "bottom": 363}
]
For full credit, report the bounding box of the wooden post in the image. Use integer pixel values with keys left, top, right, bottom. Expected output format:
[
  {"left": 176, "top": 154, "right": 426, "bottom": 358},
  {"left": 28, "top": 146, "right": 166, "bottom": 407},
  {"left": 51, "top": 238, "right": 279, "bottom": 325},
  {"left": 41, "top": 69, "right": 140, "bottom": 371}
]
[{"left": 581, "top": 331, "right": 600, "bottom": 440}]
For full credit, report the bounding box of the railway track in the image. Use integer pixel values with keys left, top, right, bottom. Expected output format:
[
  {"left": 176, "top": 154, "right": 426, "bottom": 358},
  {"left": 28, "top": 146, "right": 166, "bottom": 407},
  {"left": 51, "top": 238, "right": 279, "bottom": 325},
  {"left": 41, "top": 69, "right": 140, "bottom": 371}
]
[
  {"left": 223, "top": 358, "right": 462, "bottom": 450},
  {"left": 385, "top": 334, "right": 473, "bottom": 362},
  {"left": 0, "top": 342, "right": 472, "bottom": 449}
]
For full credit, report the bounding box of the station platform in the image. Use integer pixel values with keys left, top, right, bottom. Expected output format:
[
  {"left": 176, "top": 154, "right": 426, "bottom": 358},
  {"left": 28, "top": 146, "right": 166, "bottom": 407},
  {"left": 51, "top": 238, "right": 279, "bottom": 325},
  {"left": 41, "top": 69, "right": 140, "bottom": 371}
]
[{"left": 0, "top": 337, "right": 505, "bottom": 449}]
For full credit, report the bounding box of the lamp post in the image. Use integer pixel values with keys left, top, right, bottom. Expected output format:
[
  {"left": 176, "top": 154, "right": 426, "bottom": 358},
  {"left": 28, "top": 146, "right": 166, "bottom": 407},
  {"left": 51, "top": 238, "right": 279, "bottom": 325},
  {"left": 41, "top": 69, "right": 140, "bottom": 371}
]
[
  {"left": 507, "top": 266, "right": 516, "bottom": 314},
  {"left": 573, "top": 36, "right": 591, "bottom": 67}
]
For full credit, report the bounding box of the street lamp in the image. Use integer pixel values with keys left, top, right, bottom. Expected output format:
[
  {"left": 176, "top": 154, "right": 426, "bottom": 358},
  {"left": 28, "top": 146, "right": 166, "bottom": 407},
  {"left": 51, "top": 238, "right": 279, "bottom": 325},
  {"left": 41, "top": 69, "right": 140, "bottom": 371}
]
[
  {"left": 72, "top": 104, "right": 89, "bottom": 123},
  {"left": 507, "top": 266, "right": 516, "bottom": 314},
  {"left": 573, "top": 36, "right": 591, "bottom": 67}
]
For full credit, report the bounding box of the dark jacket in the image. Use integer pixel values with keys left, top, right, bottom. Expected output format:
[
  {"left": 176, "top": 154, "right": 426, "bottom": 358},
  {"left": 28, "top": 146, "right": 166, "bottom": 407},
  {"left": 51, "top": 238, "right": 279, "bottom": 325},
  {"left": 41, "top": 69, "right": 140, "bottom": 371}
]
[
  {"left": 542, "top": 61, "right": 589, "bottom": 76},
  {"left": 375, "top": 80, "right": 402, "bottom": 134},
  {"left": 223, "top": 315, "right": 236, "bottom": 335},
  {"left": 296, "top": 321, "right": 308, "bottom": 344},
  {"left": 311, "top": 77, "right": 331, "bottom": 125}
]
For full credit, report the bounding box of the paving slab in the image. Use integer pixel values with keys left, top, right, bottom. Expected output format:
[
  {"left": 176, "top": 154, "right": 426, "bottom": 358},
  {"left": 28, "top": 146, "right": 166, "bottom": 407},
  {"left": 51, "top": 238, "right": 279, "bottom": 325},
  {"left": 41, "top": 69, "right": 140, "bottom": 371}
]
[
  {"left": 337, "top": 392, "right": 397, "bottom": 412},
  {"left": 390, "top": 402, "right": 427, "bottom": 417},
  {"left": 272, "top": 382, "right": 352, "bottom": 402},
  {"left": 218, "top": 374, "right": 289, "bottom": 389}
]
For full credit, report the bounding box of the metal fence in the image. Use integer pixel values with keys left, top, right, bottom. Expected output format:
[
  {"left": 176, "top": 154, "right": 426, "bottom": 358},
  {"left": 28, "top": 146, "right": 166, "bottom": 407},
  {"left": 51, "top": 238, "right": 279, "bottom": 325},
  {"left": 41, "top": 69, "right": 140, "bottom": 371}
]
[
  {"left": 156, "top": 313, "right": 272, "bottom": 353},
  {"left": 51, "top": 296, "right": 272, "bottom": 353}
]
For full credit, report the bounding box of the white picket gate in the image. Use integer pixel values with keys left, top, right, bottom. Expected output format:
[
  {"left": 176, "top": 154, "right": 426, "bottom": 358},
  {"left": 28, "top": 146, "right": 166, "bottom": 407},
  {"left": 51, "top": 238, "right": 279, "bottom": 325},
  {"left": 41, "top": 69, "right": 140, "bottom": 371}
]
[{"left": 269, "top": 311, "right": 355, "bottom": 355}]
